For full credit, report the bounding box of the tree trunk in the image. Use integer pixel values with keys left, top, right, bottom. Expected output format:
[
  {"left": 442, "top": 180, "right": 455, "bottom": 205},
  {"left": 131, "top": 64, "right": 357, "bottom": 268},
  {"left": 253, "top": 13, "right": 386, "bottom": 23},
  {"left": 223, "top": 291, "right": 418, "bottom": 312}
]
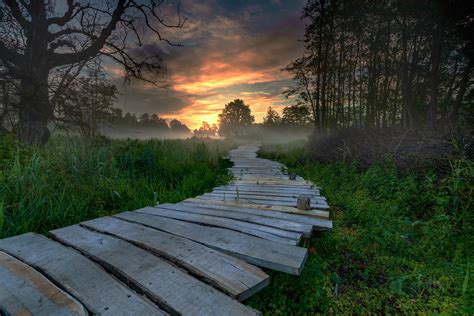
[
  {"left": 427, "top": 19, "right": 445, "bottom": 129},
  {"left": 15, "top": 3, "right": 52, "bottom": 144},
  {"left": 451, "top": 58, "right": 473, "bottom": 125},
  {"left": 17, "top": 69, "right": 52, "bottom": 144}
]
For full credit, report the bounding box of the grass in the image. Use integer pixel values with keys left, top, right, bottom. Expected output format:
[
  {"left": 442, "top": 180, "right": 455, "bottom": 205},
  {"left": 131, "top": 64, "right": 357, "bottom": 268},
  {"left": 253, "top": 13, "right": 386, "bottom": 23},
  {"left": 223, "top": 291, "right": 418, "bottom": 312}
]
[
  {"left": 0, "top": 135, "right": 233, "bottom": 238},
  {"left": 1, "top": 134, "right": 472, "bottom": 314},
  {"left": 246, "top": 143, "right": 473, "bottom": 314}
]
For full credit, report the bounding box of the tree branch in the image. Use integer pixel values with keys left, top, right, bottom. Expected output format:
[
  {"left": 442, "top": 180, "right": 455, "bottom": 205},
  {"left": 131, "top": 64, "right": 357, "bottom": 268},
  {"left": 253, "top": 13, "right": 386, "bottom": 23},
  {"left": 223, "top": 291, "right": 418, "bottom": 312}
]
[
  {"left": 4, "top": 0, "right": 30, "bottom": 29},
  {"left": 50, "top": 0, "right": 129, "bottom": 67}
]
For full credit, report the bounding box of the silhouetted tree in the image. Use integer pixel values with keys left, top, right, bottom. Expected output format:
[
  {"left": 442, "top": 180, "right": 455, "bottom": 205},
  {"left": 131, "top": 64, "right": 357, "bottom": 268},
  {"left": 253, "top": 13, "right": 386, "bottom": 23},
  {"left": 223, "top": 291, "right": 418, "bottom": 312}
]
[
  {"left": 286, "top": 0, "right": 474, "bottom": 132},
  {"left": 55, "top": 65, "right": 117, "bottom": 137},
  {"left": 263, "top": 106, "right": 281, "bottom": 125},
  {"left": 218, "top": 99, "right": 254, "bottom": 137},
  {"left": 139, "top": 113, "right": 150, "bottom": 125},
  {"left": 194, "top": 121, "right": 218, "bottom": 138},
  {"left": 282, "top": 105, "right": 311, "bottom": 125},
  {"left": 0, "top": 0, "right": 185, "bottom": 143},
  {"left": 169, "top": 119, "right": 191, "bottom": 134},
  {"left": 150, "top": 113, "right": 169, "bottom": 130}
]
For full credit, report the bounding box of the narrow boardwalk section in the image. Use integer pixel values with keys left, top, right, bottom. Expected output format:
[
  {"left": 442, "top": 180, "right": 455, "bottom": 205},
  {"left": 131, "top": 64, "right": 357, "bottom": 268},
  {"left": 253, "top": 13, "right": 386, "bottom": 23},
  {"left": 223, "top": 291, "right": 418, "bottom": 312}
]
[{"left": 0, "top": 144, "right": 332, "bottom": 315}]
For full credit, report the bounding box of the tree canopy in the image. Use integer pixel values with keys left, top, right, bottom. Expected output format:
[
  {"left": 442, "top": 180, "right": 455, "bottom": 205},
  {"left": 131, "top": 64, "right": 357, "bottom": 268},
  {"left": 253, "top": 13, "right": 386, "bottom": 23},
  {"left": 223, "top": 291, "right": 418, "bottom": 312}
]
[
  {"left": 263, "top": 106, "right": 282, "bottom": 125},
  {"left": 286, "top": 0, "right": 474, "bottom": 133},
  {"left": 218, "top": 99, "right": 255, "bottom": 137}
]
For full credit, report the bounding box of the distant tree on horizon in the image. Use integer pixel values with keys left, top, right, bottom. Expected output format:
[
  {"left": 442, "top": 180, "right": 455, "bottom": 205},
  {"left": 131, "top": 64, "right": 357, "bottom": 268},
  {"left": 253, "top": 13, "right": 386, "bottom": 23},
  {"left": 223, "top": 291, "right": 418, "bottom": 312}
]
[
  {"left": 218, "top": 99, "right": 255, "bottom": 137},
  {"left": 263, "top": 106, "right": 282, "bottom": 125},
  {"left": 194, "top": 121, "right": 218, "bottom": 138},
  {"left": 170, "top": 119, "right": 191, "bottom": 135}
]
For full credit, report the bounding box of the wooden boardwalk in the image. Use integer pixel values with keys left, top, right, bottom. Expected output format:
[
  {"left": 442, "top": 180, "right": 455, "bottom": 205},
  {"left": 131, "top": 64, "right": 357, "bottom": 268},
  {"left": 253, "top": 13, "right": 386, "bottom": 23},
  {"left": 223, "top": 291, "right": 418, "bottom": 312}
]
[{"left": 0, "top": 144, "right": 332, "bottom": 315}]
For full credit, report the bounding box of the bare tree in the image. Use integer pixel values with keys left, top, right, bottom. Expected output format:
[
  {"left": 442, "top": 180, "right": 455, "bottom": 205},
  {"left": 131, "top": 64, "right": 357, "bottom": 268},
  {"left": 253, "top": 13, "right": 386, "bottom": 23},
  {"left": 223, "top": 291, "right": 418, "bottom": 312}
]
[
  {"left": 0, "top": 0, "right": 185, "bottom": 144},
  {"left": 55, "top": 63, "right": 118, "bottom": 137}
]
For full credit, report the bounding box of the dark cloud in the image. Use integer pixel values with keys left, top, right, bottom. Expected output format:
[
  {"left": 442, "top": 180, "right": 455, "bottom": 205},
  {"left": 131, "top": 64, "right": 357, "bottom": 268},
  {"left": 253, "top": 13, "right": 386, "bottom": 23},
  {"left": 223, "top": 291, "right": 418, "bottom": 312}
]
[{"left": 112, "top": 0, "right": 306, "bottom": 128}]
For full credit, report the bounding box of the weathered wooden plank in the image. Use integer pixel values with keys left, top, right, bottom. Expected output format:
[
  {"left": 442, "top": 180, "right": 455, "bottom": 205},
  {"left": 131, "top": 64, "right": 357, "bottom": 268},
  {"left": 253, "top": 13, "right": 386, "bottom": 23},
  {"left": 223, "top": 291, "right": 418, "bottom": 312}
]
[
  {"left": 156, "top": 203, "right": 313, "bottom": 237},
  {"left": 212, "top": 189, "right": 324, "bottom": 200},
  {"left": 232, "top": 180, "right": 315, "bottom": 188},
  {"left": 114, "top": 212, "right": 308, "bottom": 275},
  {"left": 138, "top": 206, "right": 301, "bottom": 244},
  {"left": 205, "top": 192, "right": 328, "bottom": 204},
  {"left": 0, "top": 233, "right": 164, "bottom": 315},
  {"left": 81, "top": 216, "right": 269, "bottom": 300},
  {"left": 50, "top": 225, "right": 259, "bottom": 315},
  {"left": 203, "top": 192, "right": 323, "bottom": 202},
  {"left": 198, "top": 194, "right": 330, "bottom": 209},
  {"left": 186, "top": 198, "right": 330, "bottom": 218},
  {"left": 215, "top": 185, "right": 321, "bottom": 195},
  {"left": 229, "top": 186, "right": 321, "bottom": 194},
  {"left": 0, "top": 251, "right": 87, "bottom": 316},
  {"left": 180, "top": 200, "right": 332, "bottom": 230}
]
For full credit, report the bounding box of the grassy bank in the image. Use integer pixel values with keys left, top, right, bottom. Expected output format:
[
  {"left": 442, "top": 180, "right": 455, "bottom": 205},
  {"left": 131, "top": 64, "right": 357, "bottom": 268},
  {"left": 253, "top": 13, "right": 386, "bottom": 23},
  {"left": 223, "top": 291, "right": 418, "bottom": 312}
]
[
  {"left": 0, "top": 135, "right": 232, "bottom": 239},
  {"left": 248, "top": 143, "right": 473, "bottom": 314}
]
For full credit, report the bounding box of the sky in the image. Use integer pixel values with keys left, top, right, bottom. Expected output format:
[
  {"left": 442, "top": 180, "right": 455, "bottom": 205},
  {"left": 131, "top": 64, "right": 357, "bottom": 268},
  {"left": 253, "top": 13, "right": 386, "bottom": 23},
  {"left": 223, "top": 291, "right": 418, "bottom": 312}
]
[{"left": 110, "top": 0, "right": 307, "bottom": 130}]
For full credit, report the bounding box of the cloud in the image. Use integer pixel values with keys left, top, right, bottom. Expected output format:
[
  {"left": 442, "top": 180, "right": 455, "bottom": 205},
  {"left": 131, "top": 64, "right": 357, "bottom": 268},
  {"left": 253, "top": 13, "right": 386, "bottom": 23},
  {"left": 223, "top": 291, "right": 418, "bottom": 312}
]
[{"left": 112, "top": 0, "right": 306, "bottom": 129}]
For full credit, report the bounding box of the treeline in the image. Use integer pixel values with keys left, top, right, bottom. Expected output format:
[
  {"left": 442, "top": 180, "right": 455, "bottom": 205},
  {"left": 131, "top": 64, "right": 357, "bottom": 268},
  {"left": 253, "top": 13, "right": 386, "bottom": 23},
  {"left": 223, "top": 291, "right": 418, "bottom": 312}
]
[
  {"left": 286, "top": 0, "right": 473, "bottom": 133},
  {"left": 113, "top": 111, "right": 191, "bottom": 135},
  {"left": 0, "top": 64, "right": 191, "bottom": 139}
]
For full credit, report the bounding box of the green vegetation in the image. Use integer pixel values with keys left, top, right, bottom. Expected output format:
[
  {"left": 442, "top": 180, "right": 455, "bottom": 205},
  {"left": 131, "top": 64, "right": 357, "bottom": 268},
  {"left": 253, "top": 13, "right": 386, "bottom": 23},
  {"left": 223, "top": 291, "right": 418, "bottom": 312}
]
[
  {"left": 248, "top": 143, "right": 473, "bottom": 314},
  {"left": 0, "top": 135, "right": 232, "bottom": 239}
]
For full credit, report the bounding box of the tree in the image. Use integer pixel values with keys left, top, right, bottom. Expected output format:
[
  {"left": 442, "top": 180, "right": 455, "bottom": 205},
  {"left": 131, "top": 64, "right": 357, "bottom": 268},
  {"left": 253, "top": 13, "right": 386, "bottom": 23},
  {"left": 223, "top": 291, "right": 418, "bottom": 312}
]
[
  {"left": 194, "top": 121, "right": 217, "bottom": 138},
  {"left": 0, "top": 1, "right": 185, "bottom": 144},
  {"left": 123, "top": 112, "right": 137, "bottom": 125},
  {"left": 55, "top": 66, "right": 118, "bottom": 137},
  {"left": 263, "top": 106, "right": 281, "bottom": 125},
  {"left": 139, "top": 113, "right": 150, "bottom": 125},
  {"left": 282, "top": 105, "right": 311, "bottom": 125},
  {"left": 285, "top": 0, "right": 473, "bottom": 133},
  {"left": 150, "top": 113, "right": 169, "bottom": 130},
  {"left": 169, "top": 119, "right": 191, "bottom": 134},
  {"left": 218, "top": 99, "right": 254, "bottom": 137}
]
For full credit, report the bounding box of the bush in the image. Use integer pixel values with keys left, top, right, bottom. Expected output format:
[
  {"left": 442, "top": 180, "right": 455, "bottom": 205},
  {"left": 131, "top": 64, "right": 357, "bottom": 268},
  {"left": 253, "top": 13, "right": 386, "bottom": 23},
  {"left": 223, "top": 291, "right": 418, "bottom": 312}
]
[
  {"left": 307, "top": 127, "right": 468, "bottom": 172},
  {"left": 249, "top": 143, "right": 473, "bottom": 314}
]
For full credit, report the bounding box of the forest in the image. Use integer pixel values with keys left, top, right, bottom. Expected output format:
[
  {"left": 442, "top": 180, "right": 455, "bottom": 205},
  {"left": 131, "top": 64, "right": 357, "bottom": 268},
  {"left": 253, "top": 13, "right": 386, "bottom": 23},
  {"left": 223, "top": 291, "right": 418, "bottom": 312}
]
[
  {"left": 285, "top": 0, "right": 473, "bottom": 132},
  {"left": 0, "top": 0, "right": 472, "bottom": 314}
]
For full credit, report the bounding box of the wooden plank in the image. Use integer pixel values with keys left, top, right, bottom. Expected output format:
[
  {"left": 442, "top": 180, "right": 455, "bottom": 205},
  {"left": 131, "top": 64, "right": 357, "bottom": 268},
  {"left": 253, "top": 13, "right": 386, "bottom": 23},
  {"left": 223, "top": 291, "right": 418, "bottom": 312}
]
[
  {"left": 0, "top": 233, "right": 164, "bottom": 315},
  {"left": 114, "top": 212, "right": 308, "bottom": 275},
  {"left": 205, "top": 192, "right": 328, "bottom": 204},
  {"left": 138, "top": 206, "right": 301, "bottom": 245},
  {"left": 185, "top": 198, "right": 330, "bottom": 218},
  {"left": 81, "top": 216, "right": 269, "bottom": 300},
  {"left": 216, "top": 185, "right": 321, "bottom": 195},
  {"left": 215, "top": 189, "right": 321, "bottom": 199},
  {"left": 156, "top": 203, "right": 313, "bottom": 237},
  {"left": 232, "top": 180, "right": 316, "bottom": 188},
  {"left": 198, "top": 194, "right": 330, "bottom": 209},
  {"left": 212, "top": 189, "right": 324, "bottom": 200},
  {"left": 0, "top": 251, "right": 87, "bottom": 316},
  {"left": 180, "top": 201, "right": 332, "bottom": 230},
  {"left": 50, "top": 225, "right": 259, "bottom": 314}
]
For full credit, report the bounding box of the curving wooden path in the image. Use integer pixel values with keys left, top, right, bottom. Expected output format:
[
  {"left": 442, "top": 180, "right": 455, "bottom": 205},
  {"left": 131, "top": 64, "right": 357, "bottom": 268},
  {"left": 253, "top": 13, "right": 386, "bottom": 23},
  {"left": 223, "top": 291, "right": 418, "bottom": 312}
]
[{"left": 0, "top": 144, "right": 332, "bottom": 315}]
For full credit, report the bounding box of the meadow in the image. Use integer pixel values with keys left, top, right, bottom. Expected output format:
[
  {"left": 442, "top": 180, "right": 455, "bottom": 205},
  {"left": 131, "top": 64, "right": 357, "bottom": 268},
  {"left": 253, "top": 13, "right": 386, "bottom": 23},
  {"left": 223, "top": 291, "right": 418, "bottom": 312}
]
[
  {"left": 0, "top": 135, "right": 472, "bottom": 314},
  {"left": 247, "top": 143, "right": 473, "bottom": 314},
  {"left": 0, "top": 135, "right": 233, "bottom": 239}
]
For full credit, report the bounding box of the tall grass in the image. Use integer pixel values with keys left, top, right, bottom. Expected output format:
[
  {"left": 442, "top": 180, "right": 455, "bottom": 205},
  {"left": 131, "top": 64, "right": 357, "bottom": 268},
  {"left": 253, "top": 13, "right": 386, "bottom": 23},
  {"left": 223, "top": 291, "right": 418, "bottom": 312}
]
[
  {"left": 0, "top": 135, "right": 233, "bottom": 238},
  {"left": 249, "top": 143, "right": 473, "bottom": 314}
]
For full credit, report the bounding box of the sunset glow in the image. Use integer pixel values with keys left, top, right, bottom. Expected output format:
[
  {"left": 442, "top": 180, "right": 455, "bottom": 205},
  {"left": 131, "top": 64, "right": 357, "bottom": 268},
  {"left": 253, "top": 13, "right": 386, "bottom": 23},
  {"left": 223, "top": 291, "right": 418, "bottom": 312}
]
[{"left": 112, "top": 0, "right": 306, "bottom": 129}]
